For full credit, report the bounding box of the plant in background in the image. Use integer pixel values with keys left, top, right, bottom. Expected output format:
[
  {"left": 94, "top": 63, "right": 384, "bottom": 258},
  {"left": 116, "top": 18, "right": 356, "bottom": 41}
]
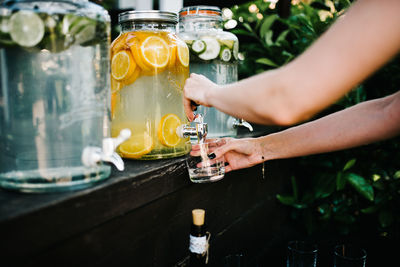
[{"left": 225, "top": 0, "right": 400, "bottom": 240}]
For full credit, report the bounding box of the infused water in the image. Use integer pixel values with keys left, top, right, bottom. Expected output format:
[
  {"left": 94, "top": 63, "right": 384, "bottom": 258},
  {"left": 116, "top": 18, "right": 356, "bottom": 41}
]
[
  {"left": 0, "top": 2, "right": 111, "bottom": 192},
  {"left": 110, "top": 28, "right": 191, "bottom": 160}
]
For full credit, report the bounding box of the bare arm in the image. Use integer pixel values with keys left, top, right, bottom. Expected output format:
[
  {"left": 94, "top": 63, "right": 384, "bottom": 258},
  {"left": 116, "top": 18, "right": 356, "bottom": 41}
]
[
  {"left": 185, "top": 0, "right": 400, "bottom": 124},
  {"left": 261, "top": 91, "right": 400, "bottom": 160},
  {"left": 211, "top": 91, "right": 400, "bottom": 172}
]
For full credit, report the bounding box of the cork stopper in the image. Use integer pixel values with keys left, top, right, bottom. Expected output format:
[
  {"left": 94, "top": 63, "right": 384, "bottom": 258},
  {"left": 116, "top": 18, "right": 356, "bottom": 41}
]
[{"left": 192, "top": 209, "right": 205, "bottom": 226}]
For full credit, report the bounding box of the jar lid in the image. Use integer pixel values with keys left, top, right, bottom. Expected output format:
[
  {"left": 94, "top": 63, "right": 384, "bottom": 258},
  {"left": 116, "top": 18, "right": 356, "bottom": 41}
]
[
  {"left": 179, "top": 5, "right": 222, "bottom": 18},
  {"left": 118, "top": 10, "right": 178, "bottom": 24}
]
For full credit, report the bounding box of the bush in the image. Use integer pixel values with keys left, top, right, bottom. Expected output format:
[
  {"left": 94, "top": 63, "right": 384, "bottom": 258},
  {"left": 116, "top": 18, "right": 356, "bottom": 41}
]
[{"left": 226, "top": 0, "right": 400, "bottom": 239}]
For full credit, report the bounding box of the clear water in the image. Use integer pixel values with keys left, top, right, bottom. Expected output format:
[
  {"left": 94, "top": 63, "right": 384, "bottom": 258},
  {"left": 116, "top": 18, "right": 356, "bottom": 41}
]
[
  {"left": 0, "top": 35, "right": 111, "bottom": 192},
  {"left": 189, "top": 62, "right": 238, "bottom": 138}
]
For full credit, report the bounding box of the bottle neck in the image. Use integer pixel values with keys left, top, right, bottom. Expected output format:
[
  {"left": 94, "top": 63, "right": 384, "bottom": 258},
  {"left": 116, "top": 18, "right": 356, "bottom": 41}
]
[
  {"left": 120, "top": 21, "right": 176, "bottom": 33},
  {"left": 191, "top": 223, "right": 205, "bottom": 236},
  {"left": 179, "top": 17, "right": 223, "bottom": 32}
]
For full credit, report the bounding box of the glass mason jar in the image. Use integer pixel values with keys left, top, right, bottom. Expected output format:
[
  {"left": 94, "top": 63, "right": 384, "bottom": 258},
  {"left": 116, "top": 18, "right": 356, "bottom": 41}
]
[
  {"left": 110, "top": 10, "right": 191, "bottom": 160},
  {"left": 0, "top": 0, "right": 117, "bottom": 192},
  {"left": 178, "top": 6, "right": 252, "bottom": 138}
]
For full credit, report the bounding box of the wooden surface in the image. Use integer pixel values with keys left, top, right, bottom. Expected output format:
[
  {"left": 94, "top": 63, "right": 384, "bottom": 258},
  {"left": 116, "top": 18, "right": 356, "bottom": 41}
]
[
  {"left": 0, "top": 156, "right": 292, "bottom": 267},
  {"left": 0, "top": 126, "right": 293, "bottom": 266}
]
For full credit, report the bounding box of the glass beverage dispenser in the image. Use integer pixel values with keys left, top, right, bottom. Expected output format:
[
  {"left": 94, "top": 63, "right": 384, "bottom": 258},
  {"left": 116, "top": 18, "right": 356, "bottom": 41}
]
[
  {"left": 178, "top": 6, "right": 253, "bottom": 138},
  {"left": 110, "top": 11, "right": 192, "bottom": 159},
  {"left": 0, "top": 0, "right": 130, "bottom": 192}
]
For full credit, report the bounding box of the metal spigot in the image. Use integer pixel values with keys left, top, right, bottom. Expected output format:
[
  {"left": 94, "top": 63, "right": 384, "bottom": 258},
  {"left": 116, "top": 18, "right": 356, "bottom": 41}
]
[
  {"left": 176, "top": 113, "right": 208, "bottom": 143},
  {"left": 81, "top": 129, "right": 131, "bottom": 171},
  {"left": 228, "top": 117, "right": 254, "bottom": 132}
]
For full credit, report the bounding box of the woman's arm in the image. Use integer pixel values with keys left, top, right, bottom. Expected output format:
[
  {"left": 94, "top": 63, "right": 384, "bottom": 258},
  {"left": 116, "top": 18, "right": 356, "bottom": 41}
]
[
  {"left": 261, "top": 91, "right": 400, "bottom": 160},
  {"left": 212, "top": 91, "right": 400, "bottom": 172},
  {"left": 184, "top": 0, "right": 400, "bottom": 124}
]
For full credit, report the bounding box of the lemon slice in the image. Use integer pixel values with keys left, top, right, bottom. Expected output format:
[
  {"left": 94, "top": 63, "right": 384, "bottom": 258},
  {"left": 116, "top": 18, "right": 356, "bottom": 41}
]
[
  {"left": 141, "top": 36, "right": 170, "bottom": 69},
  {"left": 9, "top": 10, "right": 44, "bottom": 47},
  {"left": 157, "top": 113, "right": 182, "bottom": 147},
  {"left": 111, "top": 50, "right": 136, "bottom": 81},
  {"left": 169, "top": 42, "right": 177, "bottom": 68},
  {"left": 111, "top": 78, "right": 121, "bottom": 93},
  {"left": 177, "top": 40, "right": 189, "bottom": 67},
  {"left": 118, "top": 133, "right": 154, "bottom": 159},
  {"left": 123, "top": 67, "right": 141, "bottom": 86}
]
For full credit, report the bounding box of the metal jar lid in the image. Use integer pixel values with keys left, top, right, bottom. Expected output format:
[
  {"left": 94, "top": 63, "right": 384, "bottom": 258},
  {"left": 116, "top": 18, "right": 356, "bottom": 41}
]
[
  {"left": 118, "top": 10, "right": 178, "bottom": 24},
  {"left": 179, "top": 6, "right": 222, "bottom": 18}
]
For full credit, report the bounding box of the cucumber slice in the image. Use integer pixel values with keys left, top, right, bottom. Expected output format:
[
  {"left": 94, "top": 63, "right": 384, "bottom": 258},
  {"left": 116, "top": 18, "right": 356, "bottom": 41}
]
[
  {"left": 218, "top": 39, "right": 234, "bottom": 49},
  {"left": 219, "top": 47, "right": 232, "bottom": 62},
  {"left": 184, "top": 39, "right": 193, "bottom": 46},
  {"left": 191, "top": 39, "right": 206, "bottom": 54},
  {"left": 9, "top": 10, "right": 44, "bottom": 47},
  {"left": 68, "top": 17, "right": 97, "bottom": 45},
  {"left": 198, "top": 37, "right": 220, "bottom": 61},
  {"left": 233, "top": 41, "right": 239, "bottom": 60}
]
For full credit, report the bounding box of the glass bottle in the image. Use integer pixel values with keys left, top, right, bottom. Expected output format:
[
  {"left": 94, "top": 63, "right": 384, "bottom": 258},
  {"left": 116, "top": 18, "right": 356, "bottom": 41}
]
[
  {"left": 0, "top": 0, "right": 128, "bottom": 192},
  {"left": 189, "top": 209, "right": 209, "bottom": 266},
  {"left": 110, "top": 11, "right": 191, "bottom": 160},
  {"left": 178, "top": 6, "right": 253, "bottom": 139}
]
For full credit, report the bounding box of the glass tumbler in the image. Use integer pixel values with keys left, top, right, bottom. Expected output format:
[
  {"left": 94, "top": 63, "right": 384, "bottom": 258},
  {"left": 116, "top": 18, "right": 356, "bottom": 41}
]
[{"left": 186, "top": 139, "right": 225, "bottom": 183}]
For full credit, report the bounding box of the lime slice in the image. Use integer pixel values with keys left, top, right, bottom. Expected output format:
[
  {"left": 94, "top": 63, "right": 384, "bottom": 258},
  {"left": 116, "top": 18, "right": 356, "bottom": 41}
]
[
  {"left": 9, "top": 10, "right": 44, "bottom": 47},
  {"left": 219, "top": 47, "right": 232, "bottom": 62},
  {"left": 198, "top": 37, "right": 220, "bottom": 61},
  {"left": 191, "top": 40, "right": 206, "bottom": 54}
]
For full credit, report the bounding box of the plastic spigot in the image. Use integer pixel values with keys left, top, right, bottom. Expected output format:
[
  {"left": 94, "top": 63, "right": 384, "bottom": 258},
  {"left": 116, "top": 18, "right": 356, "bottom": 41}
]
[{"left": 81, "top": 129, "right": 131, "bottom": 171}]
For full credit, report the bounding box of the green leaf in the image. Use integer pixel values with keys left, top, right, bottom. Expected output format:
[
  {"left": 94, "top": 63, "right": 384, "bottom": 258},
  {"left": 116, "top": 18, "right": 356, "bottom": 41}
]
[
  {"left": 256, "top": 57, "right": 278, "bottom": 67},
  {"left": 231, "top": 29, "right": 257, "bottom": 38},
  {"left": 361, "top": 205, "right": 379, "bottom": 214},
  {"left": 276, "top": 194, "right": 296, "bottom": 205},
  {"left": 314, "top": 175, "right": 335, "bottom": 199},
  {"left": 345, "top": 173, "right": 374, "bottom": 201},
  {"left": 259, "top": 14, "right": 278, "bottom": 40},
  {"left": 343, "top": 158, "right": 356, "bottom": 171},
  {"left": 336, "top": 172, "right": 346, "bottom": 191},
  {"left": 276, "top": 29, "right": 290, "bottom": 45},
  {"left": 243, "top": 23, "right": 254, "bottom": 33},
  {"left": 264, "top": 30, "right": 274, "bottom": 46}
]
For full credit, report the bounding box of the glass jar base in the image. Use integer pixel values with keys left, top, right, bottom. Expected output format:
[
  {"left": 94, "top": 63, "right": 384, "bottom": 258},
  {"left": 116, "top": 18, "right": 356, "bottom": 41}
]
[{"left": 0, "top": 165, "right": 111, "bottom": 193}]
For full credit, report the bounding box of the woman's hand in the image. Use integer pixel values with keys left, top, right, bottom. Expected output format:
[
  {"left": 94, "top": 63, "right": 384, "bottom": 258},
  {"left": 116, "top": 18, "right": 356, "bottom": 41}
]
[
  {"left": 191, "top": 138, "right": 264, "bottom": 173},
  {"left": 183, "top": 73, "right": 220, "bottom": 121}
]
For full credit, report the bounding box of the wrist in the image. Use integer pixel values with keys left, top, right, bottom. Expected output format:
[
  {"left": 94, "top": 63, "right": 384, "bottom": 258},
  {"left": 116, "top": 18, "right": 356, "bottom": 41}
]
[{"left": 205, "top": 84, "right": 221, "bottom": 107}]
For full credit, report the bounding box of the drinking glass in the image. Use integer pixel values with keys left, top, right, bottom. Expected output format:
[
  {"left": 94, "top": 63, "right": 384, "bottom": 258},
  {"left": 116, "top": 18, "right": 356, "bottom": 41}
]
[
  {"left": 287, "top": 240, "right": 318, "bottom": 267},
  {"left": 333, "top": 244, "right": 366, "bottom": 267},
  {"left": 186, "top": 139, "right": 225, "bottom": 183}
]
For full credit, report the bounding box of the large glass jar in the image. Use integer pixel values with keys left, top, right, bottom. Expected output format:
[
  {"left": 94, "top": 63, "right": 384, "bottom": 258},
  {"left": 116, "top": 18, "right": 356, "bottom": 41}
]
[
  {"left": 178, "top": 6, "right": 252, "bottom": 138},
  {"left": 0, "top": 0, "right": 120, "bottom": 192},
  {"left": 110, "top": 11, "right": 191, "bottom": 160}
]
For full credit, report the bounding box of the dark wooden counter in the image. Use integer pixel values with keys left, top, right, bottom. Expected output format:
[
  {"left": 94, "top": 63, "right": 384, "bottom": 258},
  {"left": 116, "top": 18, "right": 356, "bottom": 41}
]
[{"left": 0, "top": 126, "right": 293, "bottom": 267}]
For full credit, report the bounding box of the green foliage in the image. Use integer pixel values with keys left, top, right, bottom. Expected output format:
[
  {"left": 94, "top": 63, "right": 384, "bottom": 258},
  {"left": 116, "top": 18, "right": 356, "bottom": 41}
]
[
  {"left": 226, "top": 0, "right": 400, "bottom": 238},
  {"left": 227, "top": 0, "right": 348, "bottom": 78}
]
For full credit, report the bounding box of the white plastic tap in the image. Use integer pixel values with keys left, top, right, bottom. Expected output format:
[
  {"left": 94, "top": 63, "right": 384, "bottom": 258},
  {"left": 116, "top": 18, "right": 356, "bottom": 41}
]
[{"left": 81, "top": 129, "right": 131, "bottom": 171}]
